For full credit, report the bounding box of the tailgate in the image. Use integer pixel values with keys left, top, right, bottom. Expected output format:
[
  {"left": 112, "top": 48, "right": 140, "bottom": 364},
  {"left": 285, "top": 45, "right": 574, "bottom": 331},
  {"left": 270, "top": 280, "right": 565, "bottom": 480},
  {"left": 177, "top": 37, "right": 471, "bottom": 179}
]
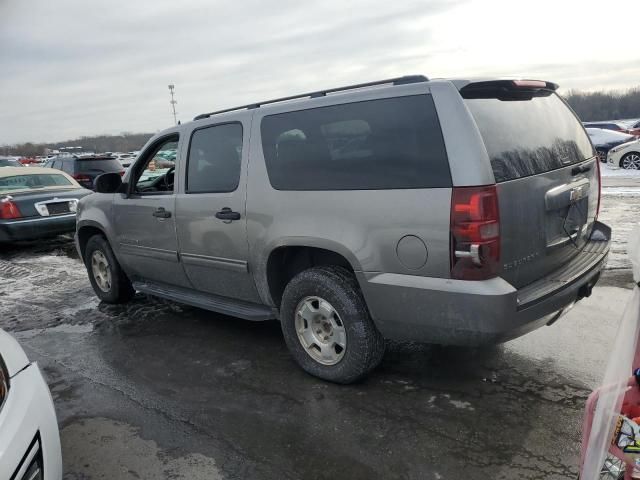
[
  {"left": 497, "top": 160, "right": 599, "bottom": 287},
  {"left": 462, "top": 81, "right": 598, "bottom": 288}
]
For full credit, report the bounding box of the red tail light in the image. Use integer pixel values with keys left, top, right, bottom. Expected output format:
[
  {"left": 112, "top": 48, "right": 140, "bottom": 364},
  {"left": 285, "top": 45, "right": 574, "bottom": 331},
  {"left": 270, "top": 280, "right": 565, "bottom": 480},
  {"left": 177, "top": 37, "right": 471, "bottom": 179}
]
[
  {"left": 512, "top": 80, "right": 547, "bottom": 88},
  {"left": 450, "top": 185, "right": 500, "bottom": 280},
  {"left": 73, "top": 174, "right": 91, "bottom": 183},
  {"left": 0, "top": 198, "right": 22, "bottom": 219}
]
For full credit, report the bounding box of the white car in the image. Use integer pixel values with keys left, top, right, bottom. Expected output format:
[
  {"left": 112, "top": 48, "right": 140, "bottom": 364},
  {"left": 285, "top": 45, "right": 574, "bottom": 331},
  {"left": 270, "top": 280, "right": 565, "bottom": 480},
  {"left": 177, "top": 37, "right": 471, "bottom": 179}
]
[
  {"left": 0, "top": 329, "right": 62, "bottom": 480},
  {"left": 607, "top": 138, "right": 640, "bottom": 170}
]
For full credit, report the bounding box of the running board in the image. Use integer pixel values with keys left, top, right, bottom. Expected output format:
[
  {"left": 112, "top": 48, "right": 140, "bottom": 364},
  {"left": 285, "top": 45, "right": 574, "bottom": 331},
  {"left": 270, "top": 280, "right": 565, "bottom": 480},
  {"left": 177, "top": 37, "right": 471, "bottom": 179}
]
[{"left": 132, "top": 280, "right": 277, "bottom": 321}]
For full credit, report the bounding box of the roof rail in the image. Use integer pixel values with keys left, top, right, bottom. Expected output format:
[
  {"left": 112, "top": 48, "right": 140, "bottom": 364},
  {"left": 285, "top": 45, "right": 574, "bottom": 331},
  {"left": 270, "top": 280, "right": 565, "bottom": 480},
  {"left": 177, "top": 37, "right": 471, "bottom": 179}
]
[{"left": 193, "top": 75, "right": 428, "bottom": 121}]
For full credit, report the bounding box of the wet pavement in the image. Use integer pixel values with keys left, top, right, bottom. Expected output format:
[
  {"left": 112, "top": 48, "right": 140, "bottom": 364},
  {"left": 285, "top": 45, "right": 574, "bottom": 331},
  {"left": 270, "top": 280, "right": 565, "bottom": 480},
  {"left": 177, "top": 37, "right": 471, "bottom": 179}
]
[{"left": 0, "top": 189, "right": 638, "bottom": 480}]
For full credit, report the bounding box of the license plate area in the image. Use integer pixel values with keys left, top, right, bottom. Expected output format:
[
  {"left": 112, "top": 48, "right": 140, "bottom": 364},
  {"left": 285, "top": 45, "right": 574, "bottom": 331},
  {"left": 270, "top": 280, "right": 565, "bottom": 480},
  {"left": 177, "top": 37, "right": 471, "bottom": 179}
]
[
  {"left": 34, "top": 198, "right": 78, "bottom": 217},
  {"left": 46, "top": 202, "right": 71, "bottom": 215},
  {"left": 545, "top": 179, "right": 590, "bottom": 250}
]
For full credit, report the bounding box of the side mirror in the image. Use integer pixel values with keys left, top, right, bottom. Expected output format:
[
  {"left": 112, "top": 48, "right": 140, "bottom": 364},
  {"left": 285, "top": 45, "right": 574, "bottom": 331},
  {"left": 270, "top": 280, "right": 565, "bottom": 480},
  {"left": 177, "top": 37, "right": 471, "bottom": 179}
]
[{"left": 94, "top": 172, "right": 123, "bottom": 193}]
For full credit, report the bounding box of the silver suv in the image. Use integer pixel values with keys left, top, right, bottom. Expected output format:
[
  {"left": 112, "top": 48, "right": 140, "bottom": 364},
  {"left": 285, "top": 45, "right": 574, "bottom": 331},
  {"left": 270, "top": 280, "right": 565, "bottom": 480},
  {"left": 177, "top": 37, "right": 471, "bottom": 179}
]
[{"left": 76, "top": 76, "right": 610, "bottom": 383}]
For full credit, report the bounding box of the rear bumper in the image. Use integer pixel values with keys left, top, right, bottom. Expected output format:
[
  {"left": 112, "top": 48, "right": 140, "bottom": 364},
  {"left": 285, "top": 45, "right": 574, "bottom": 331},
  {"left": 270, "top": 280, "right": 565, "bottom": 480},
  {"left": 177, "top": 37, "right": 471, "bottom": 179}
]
[
  {"left": 359, "top": 222, "right": 610, "bottom": 346},
  {"left": 0, "top": 213, "right": 77, "bottom": 242}
]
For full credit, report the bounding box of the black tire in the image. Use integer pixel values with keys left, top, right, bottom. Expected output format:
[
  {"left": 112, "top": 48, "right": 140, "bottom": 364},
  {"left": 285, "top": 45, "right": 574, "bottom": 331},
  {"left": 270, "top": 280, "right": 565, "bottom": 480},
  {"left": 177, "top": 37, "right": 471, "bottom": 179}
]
[
  {"left": 84, "top": 234, "right": 135, "bottom": 303},
  {"left": 280, "top": 266, "right": 385, "bottom": 384}
]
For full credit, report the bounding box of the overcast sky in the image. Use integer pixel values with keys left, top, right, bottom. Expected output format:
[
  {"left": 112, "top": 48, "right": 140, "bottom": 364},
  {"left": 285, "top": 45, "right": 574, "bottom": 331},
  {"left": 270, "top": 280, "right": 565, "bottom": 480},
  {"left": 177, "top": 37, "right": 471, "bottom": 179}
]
[{"left": 2, "top": 0, "right": 639, "bottom": 145}]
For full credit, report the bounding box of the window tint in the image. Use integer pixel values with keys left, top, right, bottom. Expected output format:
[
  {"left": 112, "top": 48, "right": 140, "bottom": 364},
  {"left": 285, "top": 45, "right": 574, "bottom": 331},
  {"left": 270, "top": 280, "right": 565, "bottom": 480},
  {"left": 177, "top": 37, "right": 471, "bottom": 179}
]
[
  {"left": 186, "top": 123, "right": 242, "bottom": 193},
  {"left": 260, "top": 95, "right": 450, "bottom": 190},
  {"left": 464, "top": 93, "right": 594, "bottom": 182},
  {"left": 77, "top": 158, "right": 122, "bottom": 172}
]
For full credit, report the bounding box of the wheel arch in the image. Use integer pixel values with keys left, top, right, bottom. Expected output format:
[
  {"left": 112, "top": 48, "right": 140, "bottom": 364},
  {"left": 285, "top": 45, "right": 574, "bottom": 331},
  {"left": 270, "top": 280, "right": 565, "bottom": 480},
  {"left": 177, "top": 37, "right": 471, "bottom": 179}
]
[
  {"left": 76, "top": 221, "right": 109, "bottom": 261},
  {"left": 264, "top": 240, "right": 362, "bottom": 308}
]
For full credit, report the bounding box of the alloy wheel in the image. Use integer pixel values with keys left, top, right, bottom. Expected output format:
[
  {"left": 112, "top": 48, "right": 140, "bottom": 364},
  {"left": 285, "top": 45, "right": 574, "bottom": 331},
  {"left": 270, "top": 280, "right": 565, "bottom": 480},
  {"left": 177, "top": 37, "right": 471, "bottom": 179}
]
[
  {"left": 91, "top": 250, "right": 112, "bottom": 292},
  {"left": 621, "top": 153, "right": 640, "bottom": 170},
  {"left": 295, "top": 296, "right": 347, "bottom": 365}
]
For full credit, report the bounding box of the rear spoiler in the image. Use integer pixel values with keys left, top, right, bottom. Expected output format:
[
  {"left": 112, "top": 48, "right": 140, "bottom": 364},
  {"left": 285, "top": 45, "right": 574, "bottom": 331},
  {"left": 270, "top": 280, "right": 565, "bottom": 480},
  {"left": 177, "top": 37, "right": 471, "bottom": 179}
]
[{"left": 460, "top": 80, "right": 559, "bottom": 100}]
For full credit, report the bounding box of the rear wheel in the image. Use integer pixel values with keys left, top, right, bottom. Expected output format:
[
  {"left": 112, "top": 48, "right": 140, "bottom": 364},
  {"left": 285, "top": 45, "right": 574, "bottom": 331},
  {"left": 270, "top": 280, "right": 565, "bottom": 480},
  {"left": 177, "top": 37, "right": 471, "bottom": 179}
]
[
  {"left": 596, "top": 148, "right": 607, "bottom": 163},
  {"left": 621, "top": 152, "right": 640, "bottom": 170},
  {"left": 85, "top": 234, "right": 134, "bottom": 303},
  {"left": 280, "top": 266, "right": 385, "bottom": 383}
]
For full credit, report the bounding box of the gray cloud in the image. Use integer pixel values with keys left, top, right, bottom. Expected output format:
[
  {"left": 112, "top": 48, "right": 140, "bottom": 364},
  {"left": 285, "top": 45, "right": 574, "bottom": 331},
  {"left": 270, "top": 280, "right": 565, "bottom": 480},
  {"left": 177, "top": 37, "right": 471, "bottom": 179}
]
[{"left": 1, "top": 0, "right": 638, "bottom": 144}]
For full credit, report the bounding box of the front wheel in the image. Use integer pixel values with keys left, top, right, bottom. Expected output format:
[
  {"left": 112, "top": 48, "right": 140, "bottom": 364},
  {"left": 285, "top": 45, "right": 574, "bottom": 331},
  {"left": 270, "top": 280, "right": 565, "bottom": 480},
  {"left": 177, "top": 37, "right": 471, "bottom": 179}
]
[
  {"left": 621, "top": 152, "right": 640, "bottom": 170},
  {"left": 84, "top": 234, "right": 135, "bottom": 303},
  {"left": 280, "top": 266, "right": 385, "bottom": 384}
]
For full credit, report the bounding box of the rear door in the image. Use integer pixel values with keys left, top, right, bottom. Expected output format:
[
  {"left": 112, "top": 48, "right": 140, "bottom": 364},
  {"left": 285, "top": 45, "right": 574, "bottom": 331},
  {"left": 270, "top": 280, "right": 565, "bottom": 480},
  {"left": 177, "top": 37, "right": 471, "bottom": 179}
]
[
  {"left": 462, "top": 82, "right": 598, "bottom": 288},
  {"left": 174, "top": 119, "right": 261, "bottom": 303}
]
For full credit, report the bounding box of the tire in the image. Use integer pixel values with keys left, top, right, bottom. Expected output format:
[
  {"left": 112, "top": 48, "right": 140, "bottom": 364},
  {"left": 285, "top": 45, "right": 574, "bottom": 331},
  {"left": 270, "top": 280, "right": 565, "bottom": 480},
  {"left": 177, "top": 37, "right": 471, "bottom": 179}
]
[
  {"left": 280, "top": 266, "right": 385, "bottom": 384},
  {"left": 596, "top": 148, "right": 607, "bottom": 163},
  {"left": 84, "top": 234, "right": 135, "bottom": 303},
  {"left": 620, "top": 152, "right": 640, "bottom": 170}
]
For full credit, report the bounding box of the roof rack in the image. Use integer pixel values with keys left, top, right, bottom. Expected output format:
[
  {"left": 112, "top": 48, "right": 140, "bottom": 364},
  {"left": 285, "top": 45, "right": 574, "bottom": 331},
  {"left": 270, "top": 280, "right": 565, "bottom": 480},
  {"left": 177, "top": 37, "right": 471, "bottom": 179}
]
[{"left": 193, "top": 75, "right": 428, "bottom": 121}]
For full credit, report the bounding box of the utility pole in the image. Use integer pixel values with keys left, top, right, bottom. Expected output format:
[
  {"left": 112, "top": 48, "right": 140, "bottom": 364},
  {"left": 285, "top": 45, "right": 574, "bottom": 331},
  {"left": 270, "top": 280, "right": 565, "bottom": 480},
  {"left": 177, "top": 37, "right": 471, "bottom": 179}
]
[{"left": 168, "top": 84, "right": 178, "bottom": 125}]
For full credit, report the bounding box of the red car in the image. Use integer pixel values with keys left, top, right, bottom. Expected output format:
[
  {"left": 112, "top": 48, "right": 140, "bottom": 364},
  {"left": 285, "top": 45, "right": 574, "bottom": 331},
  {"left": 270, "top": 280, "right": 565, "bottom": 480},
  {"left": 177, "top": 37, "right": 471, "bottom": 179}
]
[
  {"left": 626, "top": 119, "right": 640, "bottom": 137},
  {"left": 18, "top": 157, "right": 39, "bottom": 165}
]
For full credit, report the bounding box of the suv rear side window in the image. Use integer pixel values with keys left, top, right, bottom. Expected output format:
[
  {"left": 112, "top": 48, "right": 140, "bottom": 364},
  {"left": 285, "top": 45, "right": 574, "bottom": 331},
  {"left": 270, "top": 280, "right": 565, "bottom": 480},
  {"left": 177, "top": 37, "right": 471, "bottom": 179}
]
[
  {"left": 464, "top": 93, "right": 593, "bottom": 182},
  {"left": 186, "top": 123, "right": 242, "bottom": 193},
  {"left": 260, "top": 95, "right": 450, "bottom": 190}
]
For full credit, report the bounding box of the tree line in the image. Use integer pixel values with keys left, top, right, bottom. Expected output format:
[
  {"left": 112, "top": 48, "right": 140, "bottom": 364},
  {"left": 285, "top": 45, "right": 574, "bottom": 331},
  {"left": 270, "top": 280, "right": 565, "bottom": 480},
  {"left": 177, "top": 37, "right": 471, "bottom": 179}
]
[
  {"left": 3, "top": 86, "right": 640, "bottom": 157},
  {"left": 564, "top": 86, "right": 640, "bottom": 122},
  {"left": 1, "top": 132, "right": 154, "bottom": 157}
]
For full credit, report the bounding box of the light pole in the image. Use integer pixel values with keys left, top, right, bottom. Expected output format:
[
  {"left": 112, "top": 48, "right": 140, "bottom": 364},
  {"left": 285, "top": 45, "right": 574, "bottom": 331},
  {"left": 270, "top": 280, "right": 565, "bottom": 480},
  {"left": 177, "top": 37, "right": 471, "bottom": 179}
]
[{"left": 168, "top": 84, "right": 178, "bottom": 125}]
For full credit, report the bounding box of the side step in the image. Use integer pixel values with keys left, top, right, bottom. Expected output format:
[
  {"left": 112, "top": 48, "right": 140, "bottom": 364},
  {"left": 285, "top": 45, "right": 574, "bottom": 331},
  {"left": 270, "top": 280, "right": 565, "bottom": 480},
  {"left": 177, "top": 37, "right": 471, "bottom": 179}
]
[{"left": 132, "top": 280, "right": 277, "bottom": 321}]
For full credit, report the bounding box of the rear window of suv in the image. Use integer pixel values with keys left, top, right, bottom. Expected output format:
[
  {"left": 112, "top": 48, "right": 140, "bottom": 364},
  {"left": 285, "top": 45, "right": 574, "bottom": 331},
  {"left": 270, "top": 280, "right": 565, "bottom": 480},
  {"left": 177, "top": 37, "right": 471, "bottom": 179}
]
[
  {"left": 77, "top": 158, "right": 122, "bottom": 172},
  {"left": 464, "top": 92, "right": 594, "bottom": 182},
  {"left": 260, "top": 95, "right": 451, "bottom": 190}
]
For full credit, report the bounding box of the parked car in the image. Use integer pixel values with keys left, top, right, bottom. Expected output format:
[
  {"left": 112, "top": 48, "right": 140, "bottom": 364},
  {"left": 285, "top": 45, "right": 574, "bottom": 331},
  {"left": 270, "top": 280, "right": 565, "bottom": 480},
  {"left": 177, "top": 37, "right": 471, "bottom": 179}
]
[
  {"left": 113, "top": 153, "right": 137, "bottom": 169},
  {"left": 583, "top": 121, "right": 630, "bottom": 133},
  {"left": 0, "top": 328, "right": 62, "bottom": 480},
  {"left": 586, "top": 128, "right": 636, "bottom": 162},
  {"left": 0, "top": 157, "right": 25, "bottom": 168},
  {"left": 607, "top": 138, "right": 640, "bottom": 169},
  {"left": 18, "top": 157, "right": 39, "bottom": 165},
  {"left": 0, "top": 167, "right": 92, "bottom": 242},
  {"left": 76, "top": 76, "right": 610, "bottom": 383},
  {"left": 625, "top": 119, "right": 640, "bottom": 136},
  {"left": 44, "top": 155, "right": 124, "bottom": 190}
]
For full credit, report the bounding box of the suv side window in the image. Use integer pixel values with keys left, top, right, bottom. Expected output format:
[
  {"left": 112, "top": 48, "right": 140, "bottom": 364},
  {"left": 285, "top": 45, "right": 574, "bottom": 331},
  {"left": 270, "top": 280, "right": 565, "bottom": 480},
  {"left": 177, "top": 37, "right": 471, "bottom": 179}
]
[
  {"left": 186, "top": 123, "right": 242, "bottom": 193},
  {"left": 132, "top": 136, "right": 179, "bottom": 194},
  {"left": 61, "top": 160, "right": 74, "bottom": 175},
  {"left": 260, "top": 95, "right": 450, "bottom": 190}
]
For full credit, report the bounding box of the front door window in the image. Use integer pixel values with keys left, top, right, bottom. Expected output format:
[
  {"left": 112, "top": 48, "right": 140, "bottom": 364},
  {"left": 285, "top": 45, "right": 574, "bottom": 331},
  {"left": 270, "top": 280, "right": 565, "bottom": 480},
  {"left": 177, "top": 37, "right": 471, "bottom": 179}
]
[{"left": 133, "top": 137, "right": 179, "bottom": 194}]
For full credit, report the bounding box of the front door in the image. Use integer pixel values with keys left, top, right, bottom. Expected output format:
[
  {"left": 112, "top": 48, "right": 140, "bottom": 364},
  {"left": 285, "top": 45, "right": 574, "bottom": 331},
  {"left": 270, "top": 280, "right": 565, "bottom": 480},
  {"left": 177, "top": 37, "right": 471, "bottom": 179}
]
[
  {"left": 113, "top": 134, "right": 191, "bottom": 288},
  {"left": 175, "top": 120, "right": 261, "bottom": 303}
]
